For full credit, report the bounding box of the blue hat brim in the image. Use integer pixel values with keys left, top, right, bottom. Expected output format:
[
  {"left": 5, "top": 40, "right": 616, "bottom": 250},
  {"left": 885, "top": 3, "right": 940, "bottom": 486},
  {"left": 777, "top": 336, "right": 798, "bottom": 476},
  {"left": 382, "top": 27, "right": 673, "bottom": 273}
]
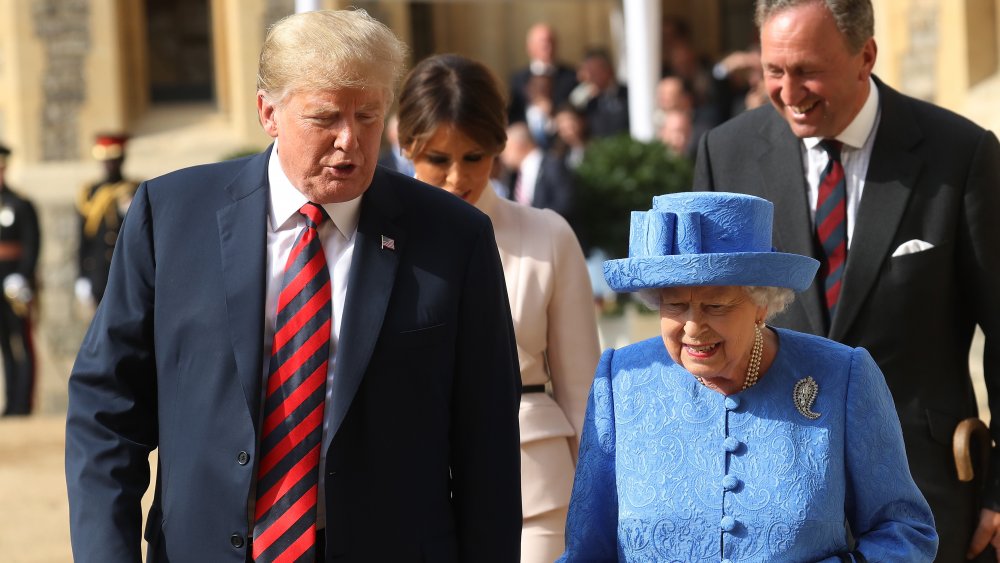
[{"left": 604, "top": 252, "right": 820, "bottom": 293}]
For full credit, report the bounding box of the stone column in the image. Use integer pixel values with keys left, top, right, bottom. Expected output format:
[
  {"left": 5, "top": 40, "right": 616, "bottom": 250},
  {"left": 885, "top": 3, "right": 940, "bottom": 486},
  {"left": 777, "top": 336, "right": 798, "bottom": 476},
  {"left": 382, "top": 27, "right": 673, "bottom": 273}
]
[{"left": 623, "top": 0, "right": 661, "bottom": 141}]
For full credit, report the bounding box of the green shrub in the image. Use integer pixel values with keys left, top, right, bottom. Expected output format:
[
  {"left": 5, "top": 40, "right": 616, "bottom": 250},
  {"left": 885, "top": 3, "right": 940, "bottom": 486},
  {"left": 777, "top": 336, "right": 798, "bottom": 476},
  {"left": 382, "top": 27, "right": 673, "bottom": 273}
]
[{"left": 576, "top": 134, "right": 692, "bottom": 259}]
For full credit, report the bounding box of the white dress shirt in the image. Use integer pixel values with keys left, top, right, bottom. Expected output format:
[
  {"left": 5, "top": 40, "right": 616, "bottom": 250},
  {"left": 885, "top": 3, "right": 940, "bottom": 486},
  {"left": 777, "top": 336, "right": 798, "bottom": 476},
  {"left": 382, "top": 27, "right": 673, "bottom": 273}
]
[
  {"left": 801, "top": 77, "right": 881, "bottom": 248},
  {"left": 262, "top": 142, "right": 361, "bottom": 529}
]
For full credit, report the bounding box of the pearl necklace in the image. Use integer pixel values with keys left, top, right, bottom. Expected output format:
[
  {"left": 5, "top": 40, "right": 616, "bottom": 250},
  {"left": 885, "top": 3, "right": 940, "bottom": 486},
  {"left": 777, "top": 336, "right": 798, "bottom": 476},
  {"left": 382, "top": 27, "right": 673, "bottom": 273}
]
[
  {"left": 741, "top": 322, "right": 764, "bottom": 391},
  {"left": 694, "top": 322, "right": 764, "bottom": 392}
]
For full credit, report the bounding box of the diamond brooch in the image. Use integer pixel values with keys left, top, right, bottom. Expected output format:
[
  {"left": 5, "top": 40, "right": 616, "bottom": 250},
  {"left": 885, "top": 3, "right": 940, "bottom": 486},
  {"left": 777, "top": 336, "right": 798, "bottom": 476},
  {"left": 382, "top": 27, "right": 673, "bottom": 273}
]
[{"left": 793, "top": 376, "right": 821, "bottom": 420}]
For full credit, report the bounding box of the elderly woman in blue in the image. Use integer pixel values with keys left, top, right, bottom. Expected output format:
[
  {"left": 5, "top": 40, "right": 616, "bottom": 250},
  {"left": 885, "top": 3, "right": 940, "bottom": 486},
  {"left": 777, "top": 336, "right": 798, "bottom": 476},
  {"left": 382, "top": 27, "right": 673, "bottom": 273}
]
[{"left": 559, "top": 192, "right": 937, "bottom": 562}]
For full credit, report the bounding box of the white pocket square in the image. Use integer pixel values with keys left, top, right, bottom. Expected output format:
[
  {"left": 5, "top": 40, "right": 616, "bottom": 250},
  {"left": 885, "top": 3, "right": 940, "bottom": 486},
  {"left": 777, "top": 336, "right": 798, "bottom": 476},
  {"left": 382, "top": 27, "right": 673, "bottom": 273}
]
[{"left": 891, "top": 239, "right": 934, "bottom": 257}]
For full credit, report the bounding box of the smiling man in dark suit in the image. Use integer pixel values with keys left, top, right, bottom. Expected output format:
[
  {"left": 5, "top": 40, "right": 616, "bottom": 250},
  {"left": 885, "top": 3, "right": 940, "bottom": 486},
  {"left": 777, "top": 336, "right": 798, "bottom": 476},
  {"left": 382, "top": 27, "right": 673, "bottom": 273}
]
[
  {"left": 66, "top": 9, "right": 521, "bottom": 563},
  {"left": 694, "top": 1, "right": 1000, "bottom": 560}
]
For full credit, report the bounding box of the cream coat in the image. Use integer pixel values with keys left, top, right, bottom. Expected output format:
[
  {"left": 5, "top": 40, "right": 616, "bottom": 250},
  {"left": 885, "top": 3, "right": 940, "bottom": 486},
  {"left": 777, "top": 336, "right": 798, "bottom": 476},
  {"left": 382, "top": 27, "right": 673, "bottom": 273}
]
[{"left": 475, "top": 188, "right": 600, "bottom": 520}]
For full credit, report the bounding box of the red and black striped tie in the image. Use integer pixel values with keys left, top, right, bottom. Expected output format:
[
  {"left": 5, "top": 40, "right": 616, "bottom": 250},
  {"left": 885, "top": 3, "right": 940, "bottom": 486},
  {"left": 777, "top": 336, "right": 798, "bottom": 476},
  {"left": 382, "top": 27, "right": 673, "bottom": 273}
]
[
  {"left": 253, "top": 202, "right": 331, "bottom": 562},
  {"left": 816, "top": 140, "right": 847, "bottom": 316}
]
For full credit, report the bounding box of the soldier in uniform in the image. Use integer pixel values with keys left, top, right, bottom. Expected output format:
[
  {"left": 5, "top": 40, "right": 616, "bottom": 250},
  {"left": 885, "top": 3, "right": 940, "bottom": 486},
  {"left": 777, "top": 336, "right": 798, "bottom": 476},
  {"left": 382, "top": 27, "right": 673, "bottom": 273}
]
[
  {"left": 75, "top": 134, "right": 138, "bottom": 307},
  {"left": 0, "top": 143, "right": 40, "bottom": 416}
]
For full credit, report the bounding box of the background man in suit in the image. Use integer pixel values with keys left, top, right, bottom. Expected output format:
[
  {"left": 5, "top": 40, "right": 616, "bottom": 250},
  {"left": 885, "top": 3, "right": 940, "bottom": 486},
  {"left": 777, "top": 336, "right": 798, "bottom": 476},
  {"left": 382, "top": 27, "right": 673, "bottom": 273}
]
[
  {"left": 693, "top": 1, "right": 1000, "bottom": 560},
  {"left": 75, "top": 133, "right": 139, "bottom": 307},
  {"left": 376, "top": 113, "right": 414, "bottom": 176},
  {"left": 501, "top": 123, "right": 575, "bottom": 224},
  {"left": 0, "top": 143, "right": 40, "bottom": 416},
  {"left": 571, "top": 48, "right": 630, "bottom": 140},
  {"left": 507, "top": 23, "right": 578, "bottom": 127},
  {"left": 66, "top": 9, "right": 522, "bottom": 562}
]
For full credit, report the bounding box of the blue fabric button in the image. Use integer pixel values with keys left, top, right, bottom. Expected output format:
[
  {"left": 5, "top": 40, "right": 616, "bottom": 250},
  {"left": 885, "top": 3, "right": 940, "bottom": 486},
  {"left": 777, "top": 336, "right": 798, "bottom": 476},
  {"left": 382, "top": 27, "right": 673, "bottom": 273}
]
[
  {"left": 722, "top": 474, "right": 740, "bottom": 490},
  {"left": 723, "top": 436, "right": 740, "bottom": 452},
  {"left": 725, "top": 396, "right": 740, "bottom": 410},
  {"left": 720, "top": 515, "right": 736, "bottom": 532}
]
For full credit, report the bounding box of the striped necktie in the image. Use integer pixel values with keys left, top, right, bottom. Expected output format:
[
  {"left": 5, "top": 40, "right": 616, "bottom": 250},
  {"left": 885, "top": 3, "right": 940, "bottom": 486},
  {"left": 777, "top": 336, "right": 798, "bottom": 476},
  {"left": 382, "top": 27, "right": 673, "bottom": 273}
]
[
  {"left": 815, "top": 140, "right": 847, "bottom": 317},
  {"left": 253, "top": 202, "right": 331, "bottom": 562}
]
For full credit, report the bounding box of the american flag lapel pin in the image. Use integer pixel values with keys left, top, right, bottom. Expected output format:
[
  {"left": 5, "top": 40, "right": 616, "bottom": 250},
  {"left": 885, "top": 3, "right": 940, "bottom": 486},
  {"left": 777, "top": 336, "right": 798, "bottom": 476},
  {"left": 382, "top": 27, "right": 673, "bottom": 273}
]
[{"left": 381, "top": 235, "right": 396, "bottom": 251}]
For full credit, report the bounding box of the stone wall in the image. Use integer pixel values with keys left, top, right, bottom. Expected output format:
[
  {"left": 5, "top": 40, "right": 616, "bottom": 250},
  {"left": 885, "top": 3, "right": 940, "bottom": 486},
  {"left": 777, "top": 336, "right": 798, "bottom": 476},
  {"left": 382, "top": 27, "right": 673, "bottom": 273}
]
[
  {"left": 32, "top": 0, "right": 90, "bottom": 162},
  {"left": 899, "top": 0, "right": 938, "bottom": 101},
  {"left": 35, "top": 200, "right": 91, "bottom": 413}
]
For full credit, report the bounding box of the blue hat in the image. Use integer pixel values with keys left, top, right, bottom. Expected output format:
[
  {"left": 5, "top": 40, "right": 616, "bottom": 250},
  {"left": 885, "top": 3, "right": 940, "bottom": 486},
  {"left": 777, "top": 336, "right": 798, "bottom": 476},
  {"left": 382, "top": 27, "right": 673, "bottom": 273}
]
[{"left": 604, "top": 192, "right": 819, "bottom": 292}]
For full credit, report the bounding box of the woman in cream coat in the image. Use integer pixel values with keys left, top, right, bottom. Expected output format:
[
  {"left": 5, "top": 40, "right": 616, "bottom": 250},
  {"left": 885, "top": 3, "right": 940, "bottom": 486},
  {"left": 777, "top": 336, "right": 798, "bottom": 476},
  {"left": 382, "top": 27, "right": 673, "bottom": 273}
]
[{"left": 397, "top": 53, "right": 600, "bottom": 562}]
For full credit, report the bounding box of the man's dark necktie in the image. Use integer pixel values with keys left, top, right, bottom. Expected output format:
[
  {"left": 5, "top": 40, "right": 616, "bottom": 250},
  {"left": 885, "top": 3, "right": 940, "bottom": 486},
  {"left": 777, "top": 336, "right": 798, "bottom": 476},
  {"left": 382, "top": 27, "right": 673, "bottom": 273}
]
[
  {"left": 253, "top": 202, "right": 331, "bottom": 562},
  {"left": 815, "top": 140, "right": 847, "bottom": 317}
]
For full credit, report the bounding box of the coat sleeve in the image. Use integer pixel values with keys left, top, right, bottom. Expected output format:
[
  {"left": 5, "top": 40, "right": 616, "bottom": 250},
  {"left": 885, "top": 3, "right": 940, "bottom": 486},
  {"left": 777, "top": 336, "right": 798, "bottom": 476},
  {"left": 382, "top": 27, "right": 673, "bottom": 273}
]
[
  {"left": 451, "top": 218, "right": 523, "bottom": 561},
  {"left": 65, "top": 182, "right": 158, "bottom": 563},
  {"left": 546, "top": 213, "right": 601, "bottom": 459},
  {"left": 16, "top": 197, "right": 40, "bottom": 281},
  {"left": 844, "top": 347, "right": 939, "bottom": 561},
  {"left": 559, "top": 348, "right": 619, "bottom": 562},
  {"left": 692, "top": 129, "right": 718, "bottom": 192},
  {"left": 962, "top": 131, "right": 1000, "bottom": 509}
]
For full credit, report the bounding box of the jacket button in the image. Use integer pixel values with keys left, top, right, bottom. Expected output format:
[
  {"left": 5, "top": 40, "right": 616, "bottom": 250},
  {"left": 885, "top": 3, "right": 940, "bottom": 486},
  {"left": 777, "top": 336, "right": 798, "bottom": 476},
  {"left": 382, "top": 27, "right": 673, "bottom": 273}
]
[
  {"left": 230, "top": 533, "right": 245, "bottom": 548},
  {"left": 723, "top": 436, "right": 741, "bottom": 452},
  {"left": 237, "top": 451, "right": 250, "bottom": 465},
  {"left": 722, "top": 474, "right": 740, "bottom": 491}
]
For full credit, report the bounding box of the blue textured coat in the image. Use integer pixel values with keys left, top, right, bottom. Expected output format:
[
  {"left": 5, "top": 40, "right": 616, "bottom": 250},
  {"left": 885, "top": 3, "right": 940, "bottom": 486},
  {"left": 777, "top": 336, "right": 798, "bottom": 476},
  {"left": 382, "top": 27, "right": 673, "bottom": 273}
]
[{"left": 560, "top": 328, "right": 937, "bottom": 562}]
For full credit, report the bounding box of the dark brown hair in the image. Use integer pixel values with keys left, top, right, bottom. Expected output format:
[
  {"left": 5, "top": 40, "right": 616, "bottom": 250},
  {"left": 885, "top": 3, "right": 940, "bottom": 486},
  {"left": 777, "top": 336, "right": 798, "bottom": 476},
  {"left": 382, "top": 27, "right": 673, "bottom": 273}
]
[{"left": 397, "top": 54, "right": 508, "bottom": 157}]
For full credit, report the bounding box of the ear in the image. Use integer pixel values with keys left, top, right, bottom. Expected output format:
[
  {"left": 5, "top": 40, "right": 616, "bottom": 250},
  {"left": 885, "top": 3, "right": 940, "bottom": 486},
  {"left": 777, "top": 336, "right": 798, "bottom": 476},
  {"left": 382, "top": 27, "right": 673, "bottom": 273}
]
[
  {"left": 257, "top": 91, "right": 279, "bottom": 139},
  {"left": 859, "top": 37, "right": 877, "bottom": 80}
]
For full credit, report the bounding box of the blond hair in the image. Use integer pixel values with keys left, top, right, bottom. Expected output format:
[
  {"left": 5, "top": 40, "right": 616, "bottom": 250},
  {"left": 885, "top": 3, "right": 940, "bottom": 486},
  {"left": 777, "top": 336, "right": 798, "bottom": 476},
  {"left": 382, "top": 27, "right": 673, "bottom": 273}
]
[{"left": 257, "top": 9, "right": 408, "bottom": 107}]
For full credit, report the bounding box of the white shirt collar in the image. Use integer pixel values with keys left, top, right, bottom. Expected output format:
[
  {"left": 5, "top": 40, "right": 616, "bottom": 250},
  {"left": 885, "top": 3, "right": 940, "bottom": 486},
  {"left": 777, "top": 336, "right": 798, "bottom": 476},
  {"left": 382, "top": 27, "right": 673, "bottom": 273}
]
[
  {"left": 529, "top": 60, "right": 555, "bottom": 76},
  {"left": 803, "top": 77, "right": 880, "bottom": 151},
  {"left": 267, "top": 140, "right": 362, "bottom": 240},
  {"left": 522, "top": 147, "right": 544, "bottom": 171}
]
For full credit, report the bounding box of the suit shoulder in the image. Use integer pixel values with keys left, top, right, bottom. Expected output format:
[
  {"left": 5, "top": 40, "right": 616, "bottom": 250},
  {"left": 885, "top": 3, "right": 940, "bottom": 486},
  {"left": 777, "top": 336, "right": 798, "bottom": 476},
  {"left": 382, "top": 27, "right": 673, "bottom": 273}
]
[
  {"left": 702, "top": 105, "right": 781, "bottom": 149},
  {"left": 1, "top": 187, "right": 35, "bottom": 207},
  {"left": 773, "top": 327, "right": 856, "bottom": 377},
  {"left": 556, "top": 63, "right": 577, "bottom": 77},
  {"left": 500, "top": 201, "right": 583, "bottom": 260},
  {"left": 511, "top": 200, "right": 574, "bottom": 235},
  {"left": 509, "top": 67, "right": 532, "bottom": 84},
  {"left": 774, "top": 327, "right": 852, "bottom": 352},
  {"left": 144, "top": 154, "right": 259, "bottom": 198},
  {"left": 887, "top": 86, "right": 986, "bottom": 136},
  {"left": 377, "top": 168, "right": 492, "bottom": 232},
  {"left": 609, "top": 336, "right": 673, "bottom": 374}
]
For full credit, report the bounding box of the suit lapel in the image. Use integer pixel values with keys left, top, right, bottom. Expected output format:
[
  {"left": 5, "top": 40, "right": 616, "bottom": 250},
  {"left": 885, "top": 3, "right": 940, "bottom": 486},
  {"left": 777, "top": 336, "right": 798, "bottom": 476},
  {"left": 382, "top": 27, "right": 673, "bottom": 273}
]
[
  {"left": 830, "top": 80, "right": 922, "bottom": 340},
  {"left": 324, "top": 169, "right": 404, "bottom": 449},
  {"left": 217, "top": 150, "right": 271, "bottom": 428},
  {"left": 756, "top": 114, "right": 828, "bottom": 336}
]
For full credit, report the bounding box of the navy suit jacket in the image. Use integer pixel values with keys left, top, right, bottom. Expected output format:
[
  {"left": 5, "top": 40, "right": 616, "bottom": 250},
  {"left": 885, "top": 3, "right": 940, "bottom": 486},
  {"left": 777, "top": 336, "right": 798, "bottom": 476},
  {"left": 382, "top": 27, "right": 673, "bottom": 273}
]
[
  {"left": 66, "top": 148, "right": 522, "bottom": 562},
  {"left": 507, "top": 64, "right": 578, "bottom": 125},
  {"left": 694, "top": 77, "right": 1000, "bottom": 562}
]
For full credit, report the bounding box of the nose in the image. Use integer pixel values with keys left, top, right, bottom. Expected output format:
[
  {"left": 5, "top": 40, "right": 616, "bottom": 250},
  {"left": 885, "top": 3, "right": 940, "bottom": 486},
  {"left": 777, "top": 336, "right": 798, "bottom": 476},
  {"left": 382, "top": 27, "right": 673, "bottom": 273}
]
[
  {"left": 682, "top": 310, "right": 705, "bottom": 337},
  {"left": 683, "top": 320, "right": 704, "bottom": 338},
  {"left": 779, "top": 74, "right": 804, "bottom": 106},
  {"left": 333, "top": 121, "right": 358, "bottom": 151},
  {"left": 445, "top": 163, "right": 465, "bottom": 192}
]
